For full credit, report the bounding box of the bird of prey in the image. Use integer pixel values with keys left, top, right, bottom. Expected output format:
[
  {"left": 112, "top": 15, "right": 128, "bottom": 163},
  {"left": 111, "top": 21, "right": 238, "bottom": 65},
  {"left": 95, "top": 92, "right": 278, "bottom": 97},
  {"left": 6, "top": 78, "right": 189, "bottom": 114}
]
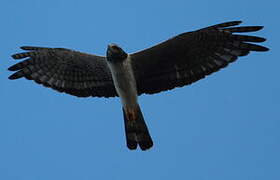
[{"left": 8, "top": 21, "right": 269, "bottom": 151}]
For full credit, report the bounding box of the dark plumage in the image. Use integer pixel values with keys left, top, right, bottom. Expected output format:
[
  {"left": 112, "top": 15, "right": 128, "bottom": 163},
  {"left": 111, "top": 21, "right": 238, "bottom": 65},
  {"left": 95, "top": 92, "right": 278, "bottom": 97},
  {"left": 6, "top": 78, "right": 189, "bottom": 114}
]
[
  {"left": 8, "top": 21, "right": 269, "bottom": 150},
  {"left": 122, "top": 105, "right": 153, "bottom": 150},
  {"left": 131, "top": 21, "right": 268, "bottom": 94},
  {"left": 9, "top": 47, "right": 117, "bottom": 97}
]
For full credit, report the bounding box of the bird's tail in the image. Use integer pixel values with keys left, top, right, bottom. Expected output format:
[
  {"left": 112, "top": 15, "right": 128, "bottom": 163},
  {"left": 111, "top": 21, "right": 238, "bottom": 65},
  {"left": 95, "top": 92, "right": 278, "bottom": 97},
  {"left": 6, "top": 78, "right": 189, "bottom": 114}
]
[{"left": 122, "top": 104, "right": 153, "bottom": 151}]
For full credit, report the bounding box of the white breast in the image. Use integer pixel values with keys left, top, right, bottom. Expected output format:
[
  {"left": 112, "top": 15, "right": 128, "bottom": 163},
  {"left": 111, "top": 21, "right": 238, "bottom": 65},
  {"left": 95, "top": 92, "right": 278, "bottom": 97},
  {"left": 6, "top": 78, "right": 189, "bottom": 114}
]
[{"left": 107, "top": 55, "right": 138, "bottom": 108}]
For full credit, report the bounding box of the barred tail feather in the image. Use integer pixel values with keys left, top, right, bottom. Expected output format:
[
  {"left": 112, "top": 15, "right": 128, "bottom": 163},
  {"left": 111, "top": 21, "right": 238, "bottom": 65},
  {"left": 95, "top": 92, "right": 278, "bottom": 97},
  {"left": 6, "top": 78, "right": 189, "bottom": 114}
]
[{"left": 122, "top": 105, "right": 153, "bottom": 151}]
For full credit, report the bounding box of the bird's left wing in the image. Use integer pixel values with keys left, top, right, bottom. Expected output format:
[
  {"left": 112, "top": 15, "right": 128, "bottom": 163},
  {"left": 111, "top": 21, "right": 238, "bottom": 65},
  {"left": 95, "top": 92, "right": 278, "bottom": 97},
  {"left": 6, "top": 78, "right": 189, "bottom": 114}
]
[
  {"left": 130, "top": 21, "right": 269, "bottom": 95},
  {"left": 8, "top": 46, "right": 117, "bottom": 97}
]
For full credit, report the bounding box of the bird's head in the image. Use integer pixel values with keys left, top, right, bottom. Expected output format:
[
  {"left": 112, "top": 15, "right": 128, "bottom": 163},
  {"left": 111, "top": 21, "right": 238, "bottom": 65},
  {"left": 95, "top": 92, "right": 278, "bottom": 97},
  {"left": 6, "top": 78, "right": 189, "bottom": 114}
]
[{"left": 106, "top": 43, "right": 128, "bottom": 62}]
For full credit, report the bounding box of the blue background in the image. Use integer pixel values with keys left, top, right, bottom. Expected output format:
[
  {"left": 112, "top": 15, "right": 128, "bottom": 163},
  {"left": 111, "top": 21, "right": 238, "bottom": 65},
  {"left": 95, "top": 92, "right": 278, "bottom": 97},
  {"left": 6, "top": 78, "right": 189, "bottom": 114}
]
[{"left": 0, "top": 0, "right": 279, "bottom": 179}]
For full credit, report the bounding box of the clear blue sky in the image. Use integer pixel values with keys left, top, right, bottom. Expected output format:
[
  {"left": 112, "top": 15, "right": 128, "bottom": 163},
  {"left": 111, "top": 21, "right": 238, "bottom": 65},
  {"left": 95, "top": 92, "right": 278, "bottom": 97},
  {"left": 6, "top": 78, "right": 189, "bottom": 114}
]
[{"left": 0, "top": 0, "right": 279, "bottom": 179}]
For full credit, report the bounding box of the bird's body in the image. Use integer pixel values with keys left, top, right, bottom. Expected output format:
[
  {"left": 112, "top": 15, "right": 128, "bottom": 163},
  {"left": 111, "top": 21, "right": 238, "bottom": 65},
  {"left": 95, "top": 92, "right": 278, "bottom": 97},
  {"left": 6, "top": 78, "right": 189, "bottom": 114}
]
[
  {"left": 106, "top": 44, "right": 153, "bottom": 150},
  {"left": 107, "top": 53, "right": 137, "bottom": 108},
  {"left": 8, "top": 21, "right": 269, "bottom": 151}
]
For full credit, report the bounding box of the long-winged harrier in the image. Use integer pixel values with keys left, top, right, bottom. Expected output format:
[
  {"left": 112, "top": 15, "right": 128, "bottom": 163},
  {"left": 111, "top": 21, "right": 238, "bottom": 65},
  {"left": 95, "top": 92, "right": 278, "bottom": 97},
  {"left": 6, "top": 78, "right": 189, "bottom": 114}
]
[{"left": 8, "top": 21, "right": 269, "bottom": 150}]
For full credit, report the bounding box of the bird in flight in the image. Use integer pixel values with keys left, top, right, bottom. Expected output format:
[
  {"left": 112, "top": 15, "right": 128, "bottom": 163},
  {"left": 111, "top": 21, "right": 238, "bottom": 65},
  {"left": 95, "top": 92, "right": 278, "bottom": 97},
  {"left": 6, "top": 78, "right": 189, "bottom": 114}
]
[{"left": 8, "top": 21, "right": 269, "bottom": 151}]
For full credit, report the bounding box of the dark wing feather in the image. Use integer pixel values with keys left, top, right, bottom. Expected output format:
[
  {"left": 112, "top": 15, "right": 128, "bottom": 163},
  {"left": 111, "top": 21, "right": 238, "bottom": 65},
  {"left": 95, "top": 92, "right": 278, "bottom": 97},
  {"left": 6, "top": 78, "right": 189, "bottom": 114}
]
[
  {"left": 8, "top": 46, "right": 117, "bottom": 98},
  {"left": 131, "top": 21, "right": 269, "bottom": 95}
]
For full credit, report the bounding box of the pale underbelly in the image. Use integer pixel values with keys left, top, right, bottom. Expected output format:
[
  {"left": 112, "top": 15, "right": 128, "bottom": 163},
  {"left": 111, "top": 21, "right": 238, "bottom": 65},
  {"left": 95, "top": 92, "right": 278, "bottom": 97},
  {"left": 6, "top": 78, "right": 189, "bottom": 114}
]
[{"left": 107, "top": 58, "right": 138, "bottom": 108}]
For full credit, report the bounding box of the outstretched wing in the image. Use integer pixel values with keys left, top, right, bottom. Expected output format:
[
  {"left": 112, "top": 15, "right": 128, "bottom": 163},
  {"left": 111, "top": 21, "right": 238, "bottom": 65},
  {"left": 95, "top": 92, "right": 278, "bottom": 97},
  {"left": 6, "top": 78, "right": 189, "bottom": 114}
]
[
  {"left": 131, "top": 21, "right": 269, "bottom": 95},
  {"left": 8, "top": 46, "right": 117, "bottom": 97}
]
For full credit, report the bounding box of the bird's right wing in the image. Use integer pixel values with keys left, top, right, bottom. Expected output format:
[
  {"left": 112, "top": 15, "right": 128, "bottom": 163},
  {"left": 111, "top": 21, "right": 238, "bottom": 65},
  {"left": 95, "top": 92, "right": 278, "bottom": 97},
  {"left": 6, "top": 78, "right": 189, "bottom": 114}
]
[
  {"left": 8, "top": 46, "right": 117, "bottom": 98},
  {"left": 130, "top": 21, "right": 269, "bottom": 95}
]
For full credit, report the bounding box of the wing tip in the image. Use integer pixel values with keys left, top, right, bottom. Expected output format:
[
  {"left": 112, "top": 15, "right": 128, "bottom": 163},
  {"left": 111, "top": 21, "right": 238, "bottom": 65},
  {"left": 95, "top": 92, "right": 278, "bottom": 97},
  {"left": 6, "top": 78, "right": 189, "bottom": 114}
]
[
  {"left": 221, "top": 20, "right": 242, "bottom": 25},
  {"left": 258, "top": 46, "right": 270, "bottom": 52},
  {"left": 8, "top": 73, "right": 21, "bottom": 80},
  {"left": 20, "top": 46, "right": 49, "bottom": 50},
  {"left": 220, "top": 20, "right": 243, "bottom": 26},
  {"left": 8, "top": 66, "right": 15, "bottom": 71},
  {"left": 250, "top": 26, "right": 264, "bottom": 31},
  {"left": 202, "top": 20, "right": 243, "bottom": 30},
  {"left": 11, "top": 53, "right": 22, "bottom": 59},
  {"left": 231, "top": 20, "right": 243, "bottom": 25},
  {"left": 11, "top": 52, "right": 30, "bottom": 59},
  {"left": 20, "top": 46, "right": 37, "bottom": 50},
  {"left": 257, "top": 37, "right": 266, "bottom": 42}
]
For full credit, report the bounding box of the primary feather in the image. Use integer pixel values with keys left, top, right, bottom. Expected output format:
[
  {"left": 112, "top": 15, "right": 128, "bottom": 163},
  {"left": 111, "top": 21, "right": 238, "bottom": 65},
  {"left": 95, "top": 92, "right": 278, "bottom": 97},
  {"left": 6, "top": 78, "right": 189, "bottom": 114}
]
[
  {"left": 9, "top": 47, "right": 117, "bottom": 97},
  {"left": 131, "top": 21, "right": 269, "bottom": 95}
]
